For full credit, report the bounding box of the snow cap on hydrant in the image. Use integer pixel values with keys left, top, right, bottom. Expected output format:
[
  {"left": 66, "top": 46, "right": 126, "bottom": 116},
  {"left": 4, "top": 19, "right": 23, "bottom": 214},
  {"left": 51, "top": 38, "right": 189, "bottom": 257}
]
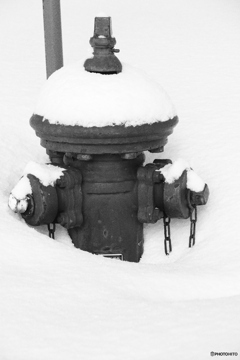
[{"left": 9, "top": 16, "right": 209, "bottom": 262}]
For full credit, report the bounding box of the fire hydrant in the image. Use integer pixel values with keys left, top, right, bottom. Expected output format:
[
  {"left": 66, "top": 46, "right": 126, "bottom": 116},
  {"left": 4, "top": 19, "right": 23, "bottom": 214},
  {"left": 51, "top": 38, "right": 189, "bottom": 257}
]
[{"left": 9, "top": 17, "right": 209, "bottom": 262}]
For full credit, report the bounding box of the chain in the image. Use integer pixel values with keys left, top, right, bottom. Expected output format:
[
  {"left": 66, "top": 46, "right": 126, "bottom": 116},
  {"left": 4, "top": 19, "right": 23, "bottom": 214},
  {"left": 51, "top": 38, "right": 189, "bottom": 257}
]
[
  {"left": 47, "top": 223, "right": 56, "bottom": 239},
  {"left": 162, "top": 205, "right": 198, "bottom": 255},
  {"left": 163, "top": 215, "right": 172, "bottom": 255},
  {"left": 189, "top": 205, "right": 197, "bottom": 248}
]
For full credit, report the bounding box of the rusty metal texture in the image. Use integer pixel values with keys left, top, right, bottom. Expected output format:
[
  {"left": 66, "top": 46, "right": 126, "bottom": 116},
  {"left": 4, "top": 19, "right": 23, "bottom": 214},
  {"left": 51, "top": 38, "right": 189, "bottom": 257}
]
[
  {"left": 30, "top": 115, "right": 179, "bottom": 155},
  {"left": 20, "top": 167, "right": 83, "bottom": 230},
  {"left": 22, "top": 174, "right": 58, "bottom": 226},
  {"left": 137, "top": 164, "right": 163, "bottom": 223},
  {"left": 56, "top": 168, "right": 83, "bottom": 229},
  {"left": 190, "top": 184, "right": 210, "bottom": 207},
  {"left": 16, "top": 156, "right": 209, "bottom": 261},
  {"left": 139, "top": 161, "right": 193, "bottom": 222},
  {"left": 161, "top": 170, "right": 190, "bottom": 219},
  {"left": 66, "top": 154, "right": 144, "bottom": 262},
  {"left": 84, "top": 17, "right": 122, "bottom": 74}
]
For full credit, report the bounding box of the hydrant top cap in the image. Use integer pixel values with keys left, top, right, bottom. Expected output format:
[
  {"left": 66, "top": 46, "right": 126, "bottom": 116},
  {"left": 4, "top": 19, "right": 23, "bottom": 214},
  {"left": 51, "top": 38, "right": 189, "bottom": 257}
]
[
  {"left": 84, "top": 16, "right": 122, "bottom": 74},
  {"left": 34, "top": 61, "right": 177, "bottom": 128}
]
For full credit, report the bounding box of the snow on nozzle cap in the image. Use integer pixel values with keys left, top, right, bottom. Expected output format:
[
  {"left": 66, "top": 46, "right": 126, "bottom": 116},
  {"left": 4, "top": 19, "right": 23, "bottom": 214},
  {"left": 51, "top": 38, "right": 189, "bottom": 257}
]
[{"left": 84, "top": 16, "right": 122, "bottom": 74}]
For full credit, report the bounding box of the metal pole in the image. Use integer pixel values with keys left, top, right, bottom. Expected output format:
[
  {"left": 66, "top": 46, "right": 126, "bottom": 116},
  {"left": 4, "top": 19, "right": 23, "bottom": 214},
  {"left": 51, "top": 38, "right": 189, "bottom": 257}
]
[{"left": 42, "top": 0, "right": 63, "bottom": 78}]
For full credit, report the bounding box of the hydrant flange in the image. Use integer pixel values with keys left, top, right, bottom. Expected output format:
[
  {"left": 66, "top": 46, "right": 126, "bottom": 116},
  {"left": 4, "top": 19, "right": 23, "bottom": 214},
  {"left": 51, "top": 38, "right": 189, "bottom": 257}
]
[{"left": 30, "top": 114, "right": 179, "bottom": 155}]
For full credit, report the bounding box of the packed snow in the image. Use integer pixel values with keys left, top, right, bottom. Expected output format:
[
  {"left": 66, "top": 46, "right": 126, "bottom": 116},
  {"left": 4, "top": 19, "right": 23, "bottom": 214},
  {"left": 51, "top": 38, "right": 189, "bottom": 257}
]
[
  {"left": 23, "top": 161, "right": 65, "bottom": 187},
  {"left": 1, "top": 0, "right": 240, "bottom": 359},
  {"left": 159, "top": 158, "right": 205, "bottom": 192},
  {"left": 187, "top": 169, "right": 205, "bottom": 192},
  {"left": 10, "top": 175, "right": 32, "bottom": 200},
  {"left": 35, "top": 62, "right": 176, "bottom": 127},
  {"left": 8, "top": 177, "right": 32, "bottom": 214}
]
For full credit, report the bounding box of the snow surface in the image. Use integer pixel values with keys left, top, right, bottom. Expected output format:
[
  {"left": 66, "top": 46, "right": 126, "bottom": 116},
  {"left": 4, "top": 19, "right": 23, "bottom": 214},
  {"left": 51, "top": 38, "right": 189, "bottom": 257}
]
[
  {"left": 187, "top": 169, "right": 205, "bottom": 192},
  {"left": 10, "top": 176, "right": 32, "bottom": 200},
  {"left": 23, "top": 161, "right": 65, "bottom": 187},
  {"left": 159, "top": 158, "right": 205, "bottom": 192},
  {"left": 1, "top": 0, "right": 240, "bottom": 359},
  {"left": 8, "top": 177, "right": 32, "bottom": 213},
  {"left": 35, "top": 62, "right": 176, "bottom": 127}
]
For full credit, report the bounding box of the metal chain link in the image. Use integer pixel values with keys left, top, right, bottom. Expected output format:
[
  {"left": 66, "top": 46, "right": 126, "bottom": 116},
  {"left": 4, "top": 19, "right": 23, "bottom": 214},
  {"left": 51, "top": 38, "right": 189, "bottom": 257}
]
[
  {"left": 163, "top": 215, "right": 172, "bottom": 255},
  {"left": 47, "top": 223, "right": 56, "bottom": 239},
  {"left": 189, "top": 205, "right": 197, "bottom": 248}
]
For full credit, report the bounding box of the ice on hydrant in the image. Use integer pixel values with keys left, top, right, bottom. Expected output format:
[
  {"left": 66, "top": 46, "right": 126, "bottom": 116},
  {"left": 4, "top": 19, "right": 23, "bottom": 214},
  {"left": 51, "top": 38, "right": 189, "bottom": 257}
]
[
  {"left": 187, "top": 169, "right": 205, "bottom": 192},
  {"left": 23, "top": 161, "right": 65, "bottom": 187},
  {"left": 159, "top": 158, "right": 205, "bottom": 192},
  {"left": 8, "top": 176, "right": 32, "bottom": 213}
]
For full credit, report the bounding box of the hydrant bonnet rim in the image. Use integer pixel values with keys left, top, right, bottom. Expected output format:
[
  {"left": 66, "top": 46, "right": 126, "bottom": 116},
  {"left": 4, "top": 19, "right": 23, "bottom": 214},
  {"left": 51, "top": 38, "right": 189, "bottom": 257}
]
[{"left": 30, "top": 114, "right": 179, "bottom": 155}]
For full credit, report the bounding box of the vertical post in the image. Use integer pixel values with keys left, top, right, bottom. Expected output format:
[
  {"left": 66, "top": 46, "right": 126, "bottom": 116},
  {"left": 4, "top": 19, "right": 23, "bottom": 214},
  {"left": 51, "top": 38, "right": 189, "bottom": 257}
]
[{"left": 42, "top": 0, "right": 63, "bottom": 78}]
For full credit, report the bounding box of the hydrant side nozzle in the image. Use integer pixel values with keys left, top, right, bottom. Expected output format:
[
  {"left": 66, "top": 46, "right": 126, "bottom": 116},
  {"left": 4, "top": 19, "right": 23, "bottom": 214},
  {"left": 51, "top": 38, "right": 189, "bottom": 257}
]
[
  {"left": 9, "top": 168, "right": 84, "bottom": 230},
  {"left": 139, "top": 165, "right": 190, "bottom": 220},
  {"left": 21, "top": 174, "right": 59, "bottom": 226},
  {"left": 20, "top": 195, "right": 35, "bottom": 218},
  {"left": 161, "top": 170, "right": 190, "bottom": 219}
]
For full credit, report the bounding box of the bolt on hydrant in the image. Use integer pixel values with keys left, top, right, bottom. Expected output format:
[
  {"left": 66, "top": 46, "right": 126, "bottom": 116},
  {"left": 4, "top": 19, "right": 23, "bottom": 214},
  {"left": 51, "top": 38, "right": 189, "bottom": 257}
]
[{"left": 9, "top": 16, "right": 209, "bottom": 262}]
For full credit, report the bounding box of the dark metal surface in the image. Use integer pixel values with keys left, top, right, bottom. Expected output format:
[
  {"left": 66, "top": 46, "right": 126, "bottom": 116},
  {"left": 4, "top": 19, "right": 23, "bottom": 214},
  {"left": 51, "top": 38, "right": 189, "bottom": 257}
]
[
  {"left": 161, "top": 170, "right": 190, "bottom": 219},
  {"left": 84, "top": 17, "right": 122, "bottom": 74},
  {"left": 22, "top": 174, "right": 58, "bottom": 226},
  {"left": 137, "top": 164, "right": 163, "bottom": 223},
  {"left": 21, "top": 168, "right": 83, "bottom": 230},
  {"left": 42, "top": 0, "right": 63, "bottom": 78},
  {"left": 56, "top": 168, "right": 83, "bottom": 229},
  {"left": 163, "top": 215, "right": 172, "bottom": 255},
  {"left": 139, "top": 162, "right": 194, "bottom": 221},
  {"left": 30, "top": 115, "right": 179, "bottom": 155},
  {"left": 66, "top": 154, "right": 144, "bottom": 262},
  {"left": 190, "top": 184, "right": 209, "bottom": 206},
  {"left": 189, "top": 206, "right": 197, "bottom": 247},
  {"left": 48, "top": 223, "right": 56, "bottom": 239}
]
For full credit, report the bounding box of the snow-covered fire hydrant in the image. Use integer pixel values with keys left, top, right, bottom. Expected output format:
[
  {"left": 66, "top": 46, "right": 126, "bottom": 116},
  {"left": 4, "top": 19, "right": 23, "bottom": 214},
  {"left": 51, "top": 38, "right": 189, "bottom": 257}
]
[{"left": 9, "top": 17, "right": 209, "bottom": 262}]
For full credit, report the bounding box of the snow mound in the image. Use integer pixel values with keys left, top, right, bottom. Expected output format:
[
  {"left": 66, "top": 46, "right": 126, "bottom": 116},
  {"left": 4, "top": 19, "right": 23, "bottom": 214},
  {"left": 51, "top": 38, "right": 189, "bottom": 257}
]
[{"left": 34, "top": 61, "right": 176, "bottom": 127}]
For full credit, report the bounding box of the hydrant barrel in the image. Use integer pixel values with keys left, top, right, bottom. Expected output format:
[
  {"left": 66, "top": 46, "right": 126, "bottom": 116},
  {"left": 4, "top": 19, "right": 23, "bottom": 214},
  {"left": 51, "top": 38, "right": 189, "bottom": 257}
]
[{"left": 66, "top": 154, "right": 145, "bottom": 262}]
